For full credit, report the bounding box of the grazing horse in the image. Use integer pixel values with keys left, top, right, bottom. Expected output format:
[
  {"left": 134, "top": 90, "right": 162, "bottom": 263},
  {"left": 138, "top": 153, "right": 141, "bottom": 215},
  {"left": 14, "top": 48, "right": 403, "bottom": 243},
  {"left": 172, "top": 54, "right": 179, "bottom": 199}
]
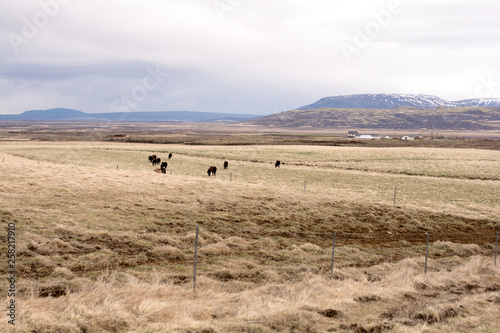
[
  {"left": 168, "top": 153, "right": 172, "bottom": 159},
  {"left": 275, "top": 160, "right": 281, "bottom": 168},
  {"left": 160, "top": 162, "right": 168, "bottom": 169},
  {"left": 154, "top": 167, "right": 166, "bottom": 174},
  {"left": 207, "top": 166, "right": 217, "bottom": 176},
  {"left": 152, "top": 157, "right": 161, "bottom": 166},
  {"left": 149, "top": 155, "right": 157, "bottom": 163},
  {"left": 223, "top": 161, "right": 228, "bottom": 169}
]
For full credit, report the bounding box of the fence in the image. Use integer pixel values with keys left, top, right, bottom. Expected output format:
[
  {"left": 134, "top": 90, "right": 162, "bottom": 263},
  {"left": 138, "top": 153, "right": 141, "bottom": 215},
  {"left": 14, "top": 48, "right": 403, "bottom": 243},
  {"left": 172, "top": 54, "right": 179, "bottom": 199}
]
[{"left": 3, "top": 226, "right": 498, "bottom": 292}]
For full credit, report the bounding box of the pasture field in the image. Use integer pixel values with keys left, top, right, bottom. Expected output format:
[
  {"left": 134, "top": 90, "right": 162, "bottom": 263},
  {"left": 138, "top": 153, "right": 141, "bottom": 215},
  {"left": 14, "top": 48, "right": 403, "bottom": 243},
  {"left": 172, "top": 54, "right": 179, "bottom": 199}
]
[{"left": 0, "top": 141, "right": 499, "bottom": 332}]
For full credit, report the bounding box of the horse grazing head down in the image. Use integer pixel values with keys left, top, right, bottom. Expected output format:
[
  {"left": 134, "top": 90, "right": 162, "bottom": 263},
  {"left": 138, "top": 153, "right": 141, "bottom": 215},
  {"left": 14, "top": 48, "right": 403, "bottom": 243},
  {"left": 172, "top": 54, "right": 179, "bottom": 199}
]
[
  {"left": 223, "top": 161, "right": 228, "bottom": 169},
  {"left": 207, "top": 166, "right": 217, "bottom": 176},
  {"left": 275, "top": 160, "right": 281, "bottom": 168}
]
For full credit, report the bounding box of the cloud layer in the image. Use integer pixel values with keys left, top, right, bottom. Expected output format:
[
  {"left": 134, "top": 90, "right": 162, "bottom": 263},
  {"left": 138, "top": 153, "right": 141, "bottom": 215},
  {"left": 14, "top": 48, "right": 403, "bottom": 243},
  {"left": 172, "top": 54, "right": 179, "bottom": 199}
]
[{"left": 1, "top": 0, "right": 499, "bottom": 114}]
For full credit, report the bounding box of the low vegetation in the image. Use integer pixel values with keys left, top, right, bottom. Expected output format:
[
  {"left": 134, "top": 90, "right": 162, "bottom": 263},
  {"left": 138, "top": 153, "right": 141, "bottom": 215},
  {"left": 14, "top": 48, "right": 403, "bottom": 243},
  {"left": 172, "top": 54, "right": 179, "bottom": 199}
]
[
  {"left": 0, "top": 139, "right": 498, "bottom": 332},
  {"left": 248, "top": 106, "right": 500, "bottom": 130}
]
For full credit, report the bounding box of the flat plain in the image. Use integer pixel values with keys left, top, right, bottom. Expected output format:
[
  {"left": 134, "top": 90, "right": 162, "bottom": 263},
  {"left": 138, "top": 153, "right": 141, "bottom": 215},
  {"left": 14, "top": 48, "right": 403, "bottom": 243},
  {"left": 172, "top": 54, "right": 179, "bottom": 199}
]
[{"left": 0, "top": 129, "right": 499, "bottom": 332}]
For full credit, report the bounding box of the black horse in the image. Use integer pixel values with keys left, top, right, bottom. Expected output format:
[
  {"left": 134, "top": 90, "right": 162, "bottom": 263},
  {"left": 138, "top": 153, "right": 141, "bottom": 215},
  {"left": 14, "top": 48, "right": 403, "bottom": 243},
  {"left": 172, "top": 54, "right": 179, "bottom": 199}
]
[
  {"left": 223, "top": 161, "right": 228, "bottom": 169},
  {"left": 275, "top": 160, "right": 281, "bottom": 168},
  {"left": 207, "top": 166, "right": 217, "bottom": 176}
]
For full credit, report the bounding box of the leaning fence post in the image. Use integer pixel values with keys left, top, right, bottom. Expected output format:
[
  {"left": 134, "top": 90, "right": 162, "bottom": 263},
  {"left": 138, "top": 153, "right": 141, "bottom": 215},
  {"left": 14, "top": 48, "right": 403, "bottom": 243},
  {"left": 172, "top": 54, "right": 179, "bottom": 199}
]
[
  {"left": 425, "top": 233, "right": 429, "bottom": 275},
  {"left": 230, "top": 172, "right": 232, "bottom": 182},
  {"left": 193, "top": 226, "right": 199, "bottom": 289},
  {"left": 330, "top": 232, "right": 336, "bottom": 278},
  {"left": 495, "top": 231, "right": 499, "bottom": 266},
  {"left": 117, "top": 165, "right": 119, "bottom": 170}
]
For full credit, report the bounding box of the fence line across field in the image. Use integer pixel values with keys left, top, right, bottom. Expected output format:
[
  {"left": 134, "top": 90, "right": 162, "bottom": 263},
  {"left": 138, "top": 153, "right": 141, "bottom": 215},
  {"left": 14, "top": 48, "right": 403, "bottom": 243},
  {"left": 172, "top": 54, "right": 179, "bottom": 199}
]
[
  {"left": 10, "top": 226, "right": 498, "bottom": 238},
  {"left": 7, "top": 230, "right": 499, "bottom": 260},
  {"left": 2, "top": 229, "right": 497, "bottom": 284},
  {"left": 10, "top": 233, "right": 497, "bottom": 273}
]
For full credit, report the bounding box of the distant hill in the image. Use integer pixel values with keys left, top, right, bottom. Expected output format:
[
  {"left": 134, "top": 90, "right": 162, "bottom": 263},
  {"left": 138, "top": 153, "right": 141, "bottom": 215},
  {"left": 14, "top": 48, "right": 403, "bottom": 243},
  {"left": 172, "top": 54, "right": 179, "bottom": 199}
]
[
  {"left": 0, "top": 108, "right": 262, "bottom": 122},
  {"left": 246, "top": 106, "right": 500, "bottom": 130},
  {"left": 4, "top": 108, "right": 88, "bottom": 120},
  {"left": 298, "top": 94, "right": 500, "bottom": 110}
]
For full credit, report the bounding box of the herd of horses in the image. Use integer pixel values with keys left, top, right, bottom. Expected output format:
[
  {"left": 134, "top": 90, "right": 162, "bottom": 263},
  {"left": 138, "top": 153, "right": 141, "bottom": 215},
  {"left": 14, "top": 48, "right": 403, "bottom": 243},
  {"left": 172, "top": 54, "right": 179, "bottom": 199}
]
[
  {"left": 148, "top": 153, "right": 281, "bottom": 176},
  {"left": 148, "top": 154, "right": 171, "bottom": 174}
]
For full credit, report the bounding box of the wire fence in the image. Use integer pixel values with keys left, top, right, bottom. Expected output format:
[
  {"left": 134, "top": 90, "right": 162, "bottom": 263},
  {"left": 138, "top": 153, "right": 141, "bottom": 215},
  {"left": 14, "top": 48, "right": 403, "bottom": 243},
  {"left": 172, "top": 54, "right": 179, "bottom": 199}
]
[{"left": 2, "top": 226, "right": 498, "bottom": 289}]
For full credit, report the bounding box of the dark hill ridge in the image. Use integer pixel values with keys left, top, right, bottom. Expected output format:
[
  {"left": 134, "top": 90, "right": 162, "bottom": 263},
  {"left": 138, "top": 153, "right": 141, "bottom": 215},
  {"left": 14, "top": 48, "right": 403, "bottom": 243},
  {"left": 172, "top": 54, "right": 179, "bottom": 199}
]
[
  {"left": 247, "top": 106, "right": 500, "bottom": 130},
  {"left": 0, "top": 108, "right": 262, "bottom": 122},
  {"left": 298, "top": 94, "right": 500, "bottom": 110},
  {"left": 12, "top": 108, "right": 87, "bottom": 120}
]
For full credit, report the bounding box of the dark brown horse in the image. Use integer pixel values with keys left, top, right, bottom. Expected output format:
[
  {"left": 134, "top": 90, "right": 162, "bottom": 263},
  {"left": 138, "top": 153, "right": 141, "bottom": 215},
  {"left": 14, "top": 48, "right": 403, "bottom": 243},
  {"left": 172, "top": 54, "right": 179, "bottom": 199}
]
[{"left": 207, "top": 166, "right": 217, "bottom": 176}]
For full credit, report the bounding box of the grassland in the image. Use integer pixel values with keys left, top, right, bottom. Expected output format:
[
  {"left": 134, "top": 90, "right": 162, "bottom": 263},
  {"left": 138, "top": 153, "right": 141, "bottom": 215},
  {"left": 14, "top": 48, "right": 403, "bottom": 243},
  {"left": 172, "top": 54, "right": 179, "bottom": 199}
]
[
  {"left": 0, "top": 140, "right": 499, "bottom": 332},
  {"left": 247, "top": 106, "right": 500, "bottom": 130}
]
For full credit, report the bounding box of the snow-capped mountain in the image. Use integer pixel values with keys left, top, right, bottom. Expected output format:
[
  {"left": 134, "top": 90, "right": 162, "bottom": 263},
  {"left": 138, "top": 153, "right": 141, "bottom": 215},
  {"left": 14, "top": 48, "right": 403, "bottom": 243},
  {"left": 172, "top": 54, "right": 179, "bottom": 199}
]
[
  {"left": 297, "top": 94, "right": 500, "bottom": 110},
  {"left": 452, "top": 98, "right": 500, "bottom": 107}
]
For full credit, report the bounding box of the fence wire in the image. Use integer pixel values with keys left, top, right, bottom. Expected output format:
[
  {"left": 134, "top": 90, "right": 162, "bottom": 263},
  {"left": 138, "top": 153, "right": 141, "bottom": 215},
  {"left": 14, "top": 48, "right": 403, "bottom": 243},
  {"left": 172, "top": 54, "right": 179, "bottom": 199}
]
[{"left": 1, "top": 228, "right": 498, "bottom": 281}]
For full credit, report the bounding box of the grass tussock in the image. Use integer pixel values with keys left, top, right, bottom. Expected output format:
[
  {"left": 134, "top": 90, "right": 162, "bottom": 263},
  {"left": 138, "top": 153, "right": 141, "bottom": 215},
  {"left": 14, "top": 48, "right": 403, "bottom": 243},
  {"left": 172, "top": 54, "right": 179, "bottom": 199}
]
[{"left": 3, "top": 257, "right": 499, "bottom": 332}]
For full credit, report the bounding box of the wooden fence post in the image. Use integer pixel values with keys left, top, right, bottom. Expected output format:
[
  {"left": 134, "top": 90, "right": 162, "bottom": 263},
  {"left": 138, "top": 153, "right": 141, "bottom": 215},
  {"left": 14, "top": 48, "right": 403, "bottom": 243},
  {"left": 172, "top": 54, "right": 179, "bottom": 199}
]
[
  {"left": 330, "top": 232, "right": 336, "bottom": 278},
  {"left": 193, "top": 226, "right": 199, "bottom": 289},
  {"left": 230, "top": 172, "right": 232, "bottom": 182},
  {"left": 495, "top": 231, "right": 499, "bottom": 266},
  {"left": 425, "top": 233, "right": 429, "bottom": 275}
]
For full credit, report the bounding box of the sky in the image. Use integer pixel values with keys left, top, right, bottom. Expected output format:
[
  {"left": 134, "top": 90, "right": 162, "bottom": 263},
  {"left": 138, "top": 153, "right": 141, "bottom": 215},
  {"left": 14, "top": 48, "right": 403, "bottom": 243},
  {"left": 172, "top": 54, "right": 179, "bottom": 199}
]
[{"left": 0, "top": 0, "right": 499, "bottom": 115}]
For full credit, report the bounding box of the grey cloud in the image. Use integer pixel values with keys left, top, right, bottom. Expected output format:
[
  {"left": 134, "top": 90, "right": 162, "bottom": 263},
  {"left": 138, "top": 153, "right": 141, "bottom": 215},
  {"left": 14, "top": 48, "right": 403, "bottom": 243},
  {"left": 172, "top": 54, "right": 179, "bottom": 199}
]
[{"left": 0, "top": 0, "right": 499, "bottom": 114}]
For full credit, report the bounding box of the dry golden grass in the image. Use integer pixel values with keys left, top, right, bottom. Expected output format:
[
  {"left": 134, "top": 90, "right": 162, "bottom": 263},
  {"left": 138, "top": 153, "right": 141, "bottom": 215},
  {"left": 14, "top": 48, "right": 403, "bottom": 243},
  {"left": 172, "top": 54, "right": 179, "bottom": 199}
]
[
  {"left": 1, "top": 142, "right": 499, "bottom": 220},
  {"left": 0, "top": 141, "right": 499, "bottom": 332},
  {"left": 2, "top": 257, "right": 499, "bottom": 332}
]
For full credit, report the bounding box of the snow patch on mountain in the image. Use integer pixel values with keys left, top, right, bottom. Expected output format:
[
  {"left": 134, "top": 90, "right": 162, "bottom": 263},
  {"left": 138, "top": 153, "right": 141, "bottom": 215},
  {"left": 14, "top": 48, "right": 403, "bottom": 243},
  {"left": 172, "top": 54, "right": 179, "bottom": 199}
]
[{"left": 298, "top": 94, "right": 500, "bottom": 110}]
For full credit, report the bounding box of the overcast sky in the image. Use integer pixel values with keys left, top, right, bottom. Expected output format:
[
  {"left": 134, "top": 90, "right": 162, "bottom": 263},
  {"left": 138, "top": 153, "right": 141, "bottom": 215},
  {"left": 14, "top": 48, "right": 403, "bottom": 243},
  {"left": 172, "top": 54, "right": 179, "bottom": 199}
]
[{"left": 1, "top": 0, "right": 499, "bottom": 115}]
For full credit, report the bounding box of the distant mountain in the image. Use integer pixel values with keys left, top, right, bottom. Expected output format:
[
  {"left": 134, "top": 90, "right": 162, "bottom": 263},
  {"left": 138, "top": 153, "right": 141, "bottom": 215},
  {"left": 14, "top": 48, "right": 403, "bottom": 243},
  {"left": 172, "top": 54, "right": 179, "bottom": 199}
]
[
  {"left": 298, "top": 94, "right": 500, "bottom": 110},
  {"left": 453, "top": 98, "right": 500, "bottom": 107},
  {"left": 0, "top": 108, "right": 262, "bottom": 122},
  {"left": 247, "top": 106, "right": 500, "bottom": 130},
  {"left": 6, "top": 108, "right": 88, "bottom": 120}
]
